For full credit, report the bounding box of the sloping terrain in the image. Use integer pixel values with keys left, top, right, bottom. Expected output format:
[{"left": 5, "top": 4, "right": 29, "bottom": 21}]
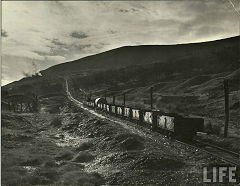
[
  {"left": 3, "top": 93, "right": 235, "bottom": 186},
  {"left": 40, "top": 36, "right": 239, "bottom": 77},
  {"left": 71, "top": 67, "right": 239, "bottom": 136},
  {"left": 1, "top": 36, "right": 240, "bottom": 185},
  {"left": 2, "top": 36, "right": 240, "bottom": 136}
]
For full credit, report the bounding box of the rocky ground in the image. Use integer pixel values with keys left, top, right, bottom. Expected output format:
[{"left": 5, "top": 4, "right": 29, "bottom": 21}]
[{"left": 1, "top": 94, "right": 235, "bottom": 186}]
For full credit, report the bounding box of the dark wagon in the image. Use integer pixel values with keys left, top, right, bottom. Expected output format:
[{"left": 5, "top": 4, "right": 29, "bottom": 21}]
[
  {"left": 156, "top": 113, "right": 204, "bottom": 140},
  {"left": 84, "top": 100, "right": 204, "bottom": 141}
]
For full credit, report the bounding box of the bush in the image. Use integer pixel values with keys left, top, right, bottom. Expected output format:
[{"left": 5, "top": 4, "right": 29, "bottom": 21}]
[
  {"left": 75, "top": 142, "right": 93, "bottom": 151},
  {"left": 55, "top": 151, "right": 73, "bottom": 161},
  {"left": 34, "top": 167, "right": 59, "bottom": 181},
  {"left": 119, "top": 137, "right": 144, "bottom": 151},
  {"left": 135, "top": 157, "right": 185, "bottom": 170},
  {"left": 20, "top": 157, "right": 42, "bottom": 166},
  {"left": 60, "top": 171, "right": 104, "bottom": 186},
  {"left": 50, "top": 117, "right": 62, "bottom": 127},
  {"left": 114, "top": 133, "right": 144, "bottom": 151},
  {"left": 73, "top": 151, "right": 94, "bottom": 163},
  {"left": 43, "top": 160, "right": 58, "bottom": 168}
]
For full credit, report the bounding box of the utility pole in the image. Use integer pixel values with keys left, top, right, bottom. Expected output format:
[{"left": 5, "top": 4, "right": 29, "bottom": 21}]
[
  {"left": 104, "top": 91, "right": 107, "bottom": 103},
  {"left": 224, "top": 79, "right": 229, "bottom": 137},
  {"left": 150, "top": 87, "right": 153, "bottom": 110},
  {"left": 123, "top": 93, "right": 126, "bottom": 106},
  {"left": 113, "top": 95, "right": 115, "bottom": 105},
  {"left": 89, "top": 92, "right": 92, "bottom": 100}
]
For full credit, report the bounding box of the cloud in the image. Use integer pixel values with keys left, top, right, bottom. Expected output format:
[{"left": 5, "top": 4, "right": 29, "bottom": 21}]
[
  {"left": 33, "top": 38, "right": 92, "bottom": 59},
  {"left": 22, "top": 71, "right": 32, "bottom": 78},
  {"left": 175, "top": 0, "right": 239, "bottom": 41},
  {"left": 1, "top": 29, "right": 8, "bottom": 37},
  {"left": 194, "top": 26, "right": 226, "bottom": 38},
  {"left": 107, "top": 30, "right": 118, "bottom": 34},
  {"left": 51, "top": 38, "right": 66, "bottom": 46},
  {"left": 119, "top": 9, "right": 129, "bottom": 13},
  {"left": 70, "top": 31, "right": 88, "bottom": 39},
  {"left": 2, "top": 0, "right": 239, "bottom": 85},
  {"left": 2, "top": 55, "right": 44, "bottom": 85},
  {"left": 118, "top": 7, "right": 140, "bottom": 13},
  {"left": 44, "top": 55, "right": 66, "bottom": 62}
]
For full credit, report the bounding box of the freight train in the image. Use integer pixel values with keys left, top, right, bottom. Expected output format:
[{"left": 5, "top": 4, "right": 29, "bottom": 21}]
[{"left": 84, "top": 98, "right": 204, "bottom": 140}]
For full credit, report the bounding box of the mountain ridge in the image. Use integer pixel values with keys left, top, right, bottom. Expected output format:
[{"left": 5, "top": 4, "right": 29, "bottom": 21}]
[{"left": 40, "top": 35, "right": 240, "bottom": 77}]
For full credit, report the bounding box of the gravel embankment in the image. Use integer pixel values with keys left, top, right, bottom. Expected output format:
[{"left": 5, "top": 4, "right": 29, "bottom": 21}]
[{"left": 2, "top": 95, "right": 226, "bottom": 186}]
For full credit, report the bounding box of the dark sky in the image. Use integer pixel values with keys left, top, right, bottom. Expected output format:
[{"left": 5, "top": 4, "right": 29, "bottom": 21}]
[{"left": 2, "top": 0, "right": 240, "bottom": 85}]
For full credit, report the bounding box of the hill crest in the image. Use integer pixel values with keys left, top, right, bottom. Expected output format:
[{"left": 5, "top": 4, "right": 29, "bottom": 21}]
[{"left": 40, "top": 35, "right": 239, "bottom": 77}]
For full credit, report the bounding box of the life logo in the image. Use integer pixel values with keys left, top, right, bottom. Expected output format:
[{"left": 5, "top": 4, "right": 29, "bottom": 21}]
[{"left": 203, "top": 166, "right": 239, "bottom": 184}]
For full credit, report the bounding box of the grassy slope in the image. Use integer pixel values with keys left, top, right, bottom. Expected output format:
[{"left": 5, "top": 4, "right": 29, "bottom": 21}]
[
  {"left": 40, "top": 36, "right": 239, "bottom": 77},
  {"left": 72, "top": 67, "right": 239, "bottom": 136},
  {"left": 67, "top": 37, "right": 239, "bottom": 135},
  {"left": 2, "top": 36, "right": 240, "bottom": 136},
  {"left": 5, "top": 94, "right": 236, "bottom": 185}
]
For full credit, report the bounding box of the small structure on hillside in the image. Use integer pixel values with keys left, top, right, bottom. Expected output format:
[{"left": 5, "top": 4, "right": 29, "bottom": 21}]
[{"left": 3, "top": 94, "right": 38, "bottom": 112}]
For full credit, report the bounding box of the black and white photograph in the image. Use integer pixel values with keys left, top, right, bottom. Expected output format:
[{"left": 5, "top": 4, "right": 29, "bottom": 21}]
[{"left": 1, "top": 0, "right": 240, "bottom": 185}]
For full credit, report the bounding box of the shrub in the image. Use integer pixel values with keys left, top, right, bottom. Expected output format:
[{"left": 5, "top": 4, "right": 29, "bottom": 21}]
[
  {"left": 50, "top": 117, "right": 62, "bottom": 127},
  {"left": 55, "top": 151, "right": 73, "bottom": 161},
  {"left": 119, "top": 137, "right": 144, "bottom": 151},
  {"left": 73, "top": 151, "right": 94, "bottom": 163},
  {"left": 60, "top": 171, "right": 104, "bottom": 186},
  {"left": 76, "top": 142, "right": 93, "bottom": 151},
  {"left": 43, "top": 160, "right": 58, "bottom": 168},
  {"left": 20, "top": 157, "right": 42, "bottom": 166}
]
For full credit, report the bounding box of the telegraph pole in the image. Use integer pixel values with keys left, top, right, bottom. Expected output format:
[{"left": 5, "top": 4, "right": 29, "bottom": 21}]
[
  {"left": 104, "top": 91, "right": 106, "bottom": 100},
  {"left": 123, "top": 93, "right": 126, "bottom": 106},
  {"left": 150, "top": 87, "right": 153, "bottom": 109},
  {"left": 89, "top": 92, "right": 92, "bottom": 100},
  {"left": 224, "top": 79, "right": 229, "bottom": 137},
  {"left": 113, "top": 95, "right": 115, "bottom": 105}
]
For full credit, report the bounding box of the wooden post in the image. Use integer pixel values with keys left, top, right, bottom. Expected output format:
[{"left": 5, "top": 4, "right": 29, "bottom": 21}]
[
  {"left": 113, "top": 95, "right": 115, "bottom": 105},
  {"left": 104, "top": 91, "right": 106, "bottom": 100},
  {"left": 27, "top": 103, "right": 31, "bottom": 112},
  {"left": 123, "top": 93, "right": 126, "bottom": 106},
  {"left": 20, "top": 103, "right": 23, "bottom": 112},
  {"left": 89, "top": 92, "right": 92, "bottom": 100},
  {"left": 150, "top": 87, "right": 153, "bottom": 110},
  {"left": 8, "top": 101, "right": 11, "bottom": 111},
  {"left": 224, "top": 79, "right": 229, "bottom": 138},
  {"left": 13, "top": 103, "right": 16, "bottom": 112}
]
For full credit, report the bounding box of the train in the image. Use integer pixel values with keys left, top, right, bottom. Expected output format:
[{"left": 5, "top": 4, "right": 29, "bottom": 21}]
[{"left": 84, "top": 98, "right": 204, "bottom": 140}]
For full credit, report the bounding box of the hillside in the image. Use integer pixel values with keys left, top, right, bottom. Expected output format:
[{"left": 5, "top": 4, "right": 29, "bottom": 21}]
[
  {"left": 2, "top": 36, "right": 240, "bottom": 137},
  {"left": 40, "top": 36, "right": 239, "bottom": 77},
  {"left": 2, "top": 34, "right": 240, "bottom": 186}
]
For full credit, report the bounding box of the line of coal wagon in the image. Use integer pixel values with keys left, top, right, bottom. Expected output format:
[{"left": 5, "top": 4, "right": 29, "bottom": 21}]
[{"left": 84, "top": 98, "right": 204, "bottom": 140}]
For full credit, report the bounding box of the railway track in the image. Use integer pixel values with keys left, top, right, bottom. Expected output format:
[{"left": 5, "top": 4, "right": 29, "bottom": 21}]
[
  {"left": 176, "top": 139, "right": 240, "bottom": 166},
  {"left": 65, "top": 80, "right": 240, "bottom": 167}
]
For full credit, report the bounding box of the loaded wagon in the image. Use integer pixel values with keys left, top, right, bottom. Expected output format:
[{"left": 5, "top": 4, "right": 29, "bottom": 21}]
[
  {"left": 156, "top": 113, "right": 203, "bottom": 140},
  {"left": 84, "top": 99, "right": 204, "bottom": 141}
]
